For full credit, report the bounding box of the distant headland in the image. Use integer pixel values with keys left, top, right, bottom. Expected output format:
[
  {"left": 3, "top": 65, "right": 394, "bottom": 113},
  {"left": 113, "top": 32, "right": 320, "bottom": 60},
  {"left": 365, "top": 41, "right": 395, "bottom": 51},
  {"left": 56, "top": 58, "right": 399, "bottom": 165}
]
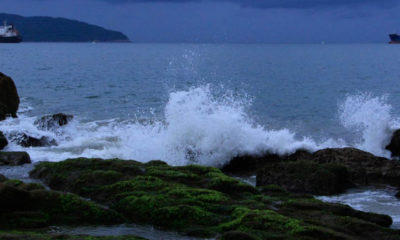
[{"left": 0, "top": 13, "right": 130, "bottom": 42}]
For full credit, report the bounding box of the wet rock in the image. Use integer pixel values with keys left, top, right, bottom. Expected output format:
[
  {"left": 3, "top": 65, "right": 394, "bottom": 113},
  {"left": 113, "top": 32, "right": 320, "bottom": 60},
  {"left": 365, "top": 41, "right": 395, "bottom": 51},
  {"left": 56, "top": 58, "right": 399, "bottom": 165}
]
[
  {"left": 219, "top": 231, "right": 258, "bottom": 240},
  {"left": 0, "top": 152, "right": 31, "bottom": 166},
  {"left": 0, "top": 131, "right": 8, "bottom": 150},
  {"left": 385, "top": 129, "right": 400, "bottom": 157},
  {"left": 0, "top": 72, "right": 20, "bottom": 120},
  {"left": 34, "top": 113, "right": 73, "bottom": 130},
  {"left": 0, "top": 184, "right": 31, "bottom": 213},
  {"left": 0, "top": 180, "right": 125, "bottom": 229},
  {"left": 0, "top": 233, "right": 146, "bottom": 240},
  {"left": 10, "top": 132, "right": 57, "bottom": 147},
  {"left": 19, "top": 135, "right": 57, "bottom": 147},
  {"left": 221, "top": 149, "right": 313, "bottom": 176},
  {"left": 306, "top": 148, "right": 400, "bottom": 187},
  {"left": 396, "top": 191, "right": 400, "bottom": 199},
  {"left": 256, "top": 161, "right": 350, "bottom": 195},
  {"left": 227, "top": 147, "right": 400, "bottom": 189}
]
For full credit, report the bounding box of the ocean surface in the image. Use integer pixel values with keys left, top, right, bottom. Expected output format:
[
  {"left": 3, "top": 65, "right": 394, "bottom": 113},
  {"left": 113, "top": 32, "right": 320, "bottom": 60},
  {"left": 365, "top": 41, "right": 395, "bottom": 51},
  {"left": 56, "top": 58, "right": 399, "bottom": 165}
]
[
  {"left": 1, "top": 42, "right": 400, "bottom": 230},
  {"left": 1, "top": 43, "right": 400, "bottom": 165}
]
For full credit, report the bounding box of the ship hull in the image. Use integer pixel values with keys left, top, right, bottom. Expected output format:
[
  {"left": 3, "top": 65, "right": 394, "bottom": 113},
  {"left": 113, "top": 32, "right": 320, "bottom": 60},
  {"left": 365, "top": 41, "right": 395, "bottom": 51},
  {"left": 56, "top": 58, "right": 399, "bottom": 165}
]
[{"left": 0, "top": 36, "right": 22, "bottom": 43}]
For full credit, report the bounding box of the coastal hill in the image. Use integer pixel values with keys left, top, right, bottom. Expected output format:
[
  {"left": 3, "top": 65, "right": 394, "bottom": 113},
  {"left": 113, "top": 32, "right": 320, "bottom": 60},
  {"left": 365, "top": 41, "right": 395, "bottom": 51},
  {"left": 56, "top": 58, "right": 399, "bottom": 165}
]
[{"left": 0, "top": 13, "right": 130, "bottom": 42}]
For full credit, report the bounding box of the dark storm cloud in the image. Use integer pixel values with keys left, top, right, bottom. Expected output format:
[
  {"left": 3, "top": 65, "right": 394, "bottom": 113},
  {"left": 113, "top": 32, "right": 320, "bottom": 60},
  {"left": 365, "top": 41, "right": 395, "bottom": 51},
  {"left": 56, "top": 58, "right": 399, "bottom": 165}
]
[{"left": 101, "top": 0, "right": 399, "bottom": 9}]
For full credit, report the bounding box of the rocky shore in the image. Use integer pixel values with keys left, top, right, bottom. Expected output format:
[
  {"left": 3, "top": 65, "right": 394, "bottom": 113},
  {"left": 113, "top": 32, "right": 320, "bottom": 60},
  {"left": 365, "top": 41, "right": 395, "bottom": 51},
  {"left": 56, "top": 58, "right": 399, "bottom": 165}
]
[{"left": 1, "top": 72, "right": 400, "bottom": 239}]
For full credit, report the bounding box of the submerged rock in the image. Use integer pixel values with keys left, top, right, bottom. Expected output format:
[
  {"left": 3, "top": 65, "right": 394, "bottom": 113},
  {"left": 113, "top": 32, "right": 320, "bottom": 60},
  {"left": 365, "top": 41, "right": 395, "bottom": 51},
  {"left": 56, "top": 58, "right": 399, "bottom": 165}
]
[
  {"left": 256, "top": 161, "right": 350, "bottom": 195},
  {"left": 0, "top": 131, "right": 8, "bottom": 150},
  {"left": 29, "top": 157, "right": 400, "bottom": 239},
  {"left": 0, "top": 72, "right": 20, "bottom": 120},
  {"left": 34, "top": 113, "right": 73, "bottom": 130},
  {"left": 386, "top": 129, "right": 400, "bottom": 158},
  {"left": 0, "top": 152, "right": 31, "bottom": 166}
]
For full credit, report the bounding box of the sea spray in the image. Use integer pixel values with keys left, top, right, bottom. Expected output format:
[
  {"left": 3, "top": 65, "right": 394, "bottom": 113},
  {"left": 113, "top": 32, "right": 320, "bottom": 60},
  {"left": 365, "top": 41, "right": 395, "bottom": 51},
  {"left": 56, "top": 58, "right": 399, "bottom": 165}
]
[
  {"left": 338, "top": 93, "right": 399, "bottom": 157},
  {"left": 2, "top": 87, "right": 399, "bottom": 166},
  {"left": 0, "top": 86, "right": 328, "bottom": 165}
]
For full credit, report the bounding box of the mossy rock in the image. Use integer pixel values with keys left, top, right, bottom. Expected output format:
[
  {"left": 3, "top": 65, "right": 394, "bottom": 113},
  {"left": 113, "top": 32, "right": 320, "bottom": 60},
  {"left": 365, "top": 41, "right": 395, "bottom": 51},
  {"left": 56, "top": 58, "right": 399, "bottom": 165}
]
[
  {"left": 0, "top": 178, "right": 124, "bottom": 229},
  {"left": 29, "top": 158, "right": 400, "bottom": 239}
]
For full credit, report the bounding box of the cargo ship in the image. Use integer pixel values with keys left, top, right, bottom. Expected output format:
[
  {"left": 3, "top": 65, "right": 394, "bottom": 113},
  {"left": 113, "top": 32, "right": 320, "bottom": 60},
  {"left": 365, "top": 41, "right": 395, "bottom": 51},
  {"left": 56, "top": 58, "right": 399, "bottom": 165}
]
[
  {"left": 389, "top": 34, "right": 400, "bottom": 44},
  {"left": 0, "top": 21, "right": 22, "bottom": 43}
]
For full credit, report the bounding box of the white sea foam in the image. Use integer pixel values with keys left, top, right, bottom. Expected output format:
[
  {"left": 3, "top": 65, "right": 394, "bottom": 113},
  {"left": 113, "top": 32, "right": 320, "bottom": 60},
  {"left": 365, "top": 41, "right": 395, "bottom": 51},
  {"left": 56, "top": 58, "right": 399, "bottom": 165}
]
[
  {"left": 338, "top": 93, "right": 399, "bottom": 157},
  {"left": 0, "top": 87, "right": 398, "bottom": 166}
]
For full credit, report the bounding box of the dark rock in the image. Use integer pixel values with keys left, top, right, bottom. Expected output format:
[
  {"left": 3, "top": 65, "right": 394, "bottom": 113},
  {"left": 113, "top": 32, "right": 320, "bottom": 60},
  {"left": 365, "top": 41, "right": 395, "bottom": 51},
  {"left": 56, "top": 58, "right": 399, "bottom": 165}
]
[
  {"left": 305, "top": 148, "right": 400, "bottom": 187},
  {"left": 9, "top": 132, "right": 57, "bottom": 147},
  {"left": 0, "top": 174, "right": 6, "bottom": 182},
  {"left": 0, "top": 233, "right": 146, "bottom": 240},
  {"left": 256, "top": 161, "right": 351, "bottom": 195},
  {"left": 222, "top": 149, "right": 313, "bottom": 176},
  {"left": 282, "top": 198, "right": 393, "bottom": 228},
  {"left": 396, "top": 191, "right": 400, "bottom": 199},
  {"left": 385, "top": 129, "right": 400, "bottom": 157},
  {"left": 0, "top": 152, "right": 31, "bottom": 166},
  {"left": 34, "top": 113, "right": 73, "bottom": 130},
  {"left": 0, "top": 131, "right": 8, "bottom": 150},
  {"left": 0, "top": 184, "right": 31, "bottom": 213},
  {"left": 0, "top": 72, "right": 20, "bottom": 119},
  {"left": 219, "top": 231, "right": 258, "bottom": 240},
  {"left": 227, "top": 147, "right": 400, "bottom": 189},
  {"left": 0, "top": 180, "right": 124, "bottom": 229}
]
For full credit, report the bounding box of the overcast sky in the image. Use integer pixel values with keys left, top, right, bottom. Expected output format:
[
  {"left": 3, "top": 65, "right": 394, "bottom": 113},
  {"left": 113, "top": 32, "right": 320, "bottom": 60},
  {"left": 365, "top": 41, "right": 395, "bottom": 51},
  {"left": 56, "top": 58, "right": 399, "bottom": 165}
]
[{"left": 2, "top": 0, "right": 400, "bottom": 43}]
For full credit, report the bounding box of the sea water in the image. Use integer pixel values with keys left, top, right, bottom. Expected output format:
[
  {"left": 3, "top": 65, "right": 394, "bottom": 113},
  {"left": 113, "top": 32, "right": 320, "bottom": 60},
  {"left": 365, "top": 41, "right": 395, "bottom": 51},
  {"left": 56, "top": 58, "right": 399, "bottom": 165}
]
[
  {"left": 1, "top": 43, "right": 400, "bottom": 228},
  {"left": 1, "top": 43, "right": 400, "bottom": 165}
]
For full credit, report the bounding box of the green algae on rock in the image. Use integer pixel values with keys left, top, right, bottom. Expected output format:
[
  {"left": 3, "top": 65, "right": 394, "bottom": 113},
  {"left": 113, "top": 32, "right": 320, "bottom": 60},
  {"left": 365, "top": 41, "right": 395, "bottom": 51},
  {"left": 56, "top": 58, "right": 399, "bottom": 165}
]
[
  {"left": 30, "top": 158, "right": 400, "bottom": 240},
  {"left": 0, "top": 176, "right": 124, "bottom": 229}
]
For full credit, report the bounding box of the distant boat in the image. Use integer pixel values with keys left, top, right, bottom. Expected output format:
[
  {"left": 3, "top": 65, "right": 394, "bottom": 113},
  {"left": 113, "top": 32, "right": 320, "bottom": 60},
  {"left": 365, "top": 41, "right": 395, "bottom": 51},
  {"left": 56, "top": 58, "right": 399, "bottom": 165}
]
[
  {"left": 0, "top": 21, "right": 22, "bottom": 43},
  {"left": 389, "top": 34, "right": 400, "bottom": 44}
]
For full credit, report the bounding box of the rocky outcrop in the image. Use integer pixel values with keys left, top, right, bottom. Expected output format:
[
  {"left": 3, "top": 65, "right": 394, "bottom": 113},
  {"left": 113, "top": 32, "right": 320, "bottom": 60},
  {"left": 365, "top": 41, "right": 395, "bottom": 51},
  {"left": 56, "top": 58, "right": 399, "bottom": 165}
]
[
  {"left": 0, "top": 152, "right": 31, "bottom": 166},
  {"left": 34, "top": 113, "right": 73, "bottom": 130},
  {"left": 29, "top": 158, "right": 400, "bottom": 239},
  {"left": 256, "top": 161, "right": 350, "bottom": 195},
  {"left": 0, "top": 131, "right": 8, "bottom": 150},
  {"left": 0, "top": 72, "right": 19, "bottom": 120},
  {"left": 386, "top": 129, "right": 400, "bottom": 157},
  {"left": 222, "top": 149, "right": 312, "bottom": 176},
  {"left": 304, "top": 148, "right": 400, "bottom": 187},
  {"left": 225, "top": 148, "right": 400, "bottom": 193}
]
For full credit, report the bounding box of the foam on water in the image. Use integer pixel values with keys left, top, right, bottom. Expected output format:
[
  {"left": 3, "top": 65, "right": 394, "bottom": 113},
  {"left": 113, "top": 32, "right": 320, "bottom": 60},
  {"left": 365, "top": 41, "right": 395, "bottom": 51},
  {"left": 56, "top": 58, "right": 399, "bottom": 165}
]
[{"left": 0, "top": 86, "right": 398, "bottom": 166}]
